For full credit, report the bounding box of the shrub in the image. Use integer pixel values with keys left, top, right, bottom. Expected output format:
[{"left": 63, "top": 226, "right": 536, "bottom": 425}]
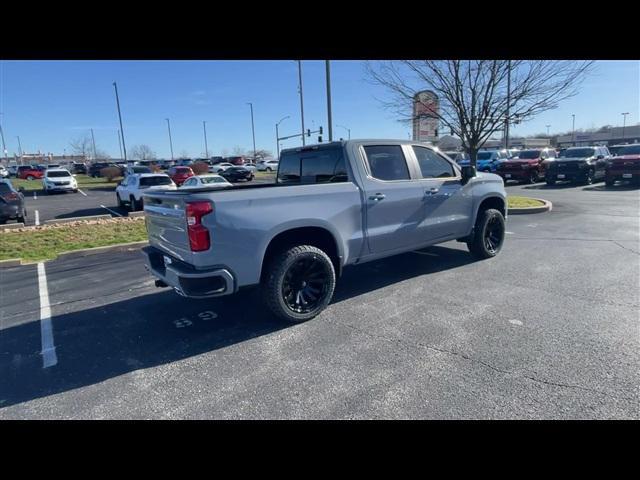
[
  {"left": 100, "top": 166, "right": 121, "bottom": 182},
  {"left": 191, "top": 161, "right": 209, "bottom": 175}
]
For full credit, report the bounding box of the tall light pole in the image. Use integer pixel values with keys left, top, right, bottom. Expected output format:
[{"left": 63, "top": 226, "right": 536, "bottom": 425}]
[
  {"left": 276, "top": 115, "right": 290, "bottom": 158},
  {"left": 546, "top": 125, "right": 551, "bottom": 136},
  {"left": 16, "top": 136, "right": 22, "bottom": 157},
  {"left": 0, "top": 117, "right": 7, "bottom": 160},
  {"left": 337, "top": 124, "right": 350, "bottom": 140},
  {"left": 504, "top": 60, "right": 511, "bottom": 149},
  {"left": 90, "top": 128, "right": 98, "bottom": 160},
  {"left": 113, "top": 82, "right": 127, "bottom": 161},
  {"left": 572, "top": 114, "right": 576, "bottom": 146},
  {"left": 621, "top": 112, "right": 630, "bottom": 142},
  {"left": 297, "top": 60, "right": 306, "bottom": 146},
  {"left": 117, "top": 130, "right": 124, "bottom": 160},
  {"left": 202, "top": 121, "right": 209, "bottom": 159},
  {"left": 166, "top": 118, "right": 174, "bottom": 160},
  {"left": 247, "top": 103, "right": 256, "bottom": 161},
  {"left": 325, "top": 60, "right": 333, "bottom": 142}
]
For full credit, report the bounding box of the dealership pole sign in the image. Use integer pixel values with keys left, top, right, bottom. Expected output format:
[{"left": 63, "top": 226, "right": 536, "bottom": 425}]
[{"left": 412, "top": 90, "right": 440, "bottom": 143}]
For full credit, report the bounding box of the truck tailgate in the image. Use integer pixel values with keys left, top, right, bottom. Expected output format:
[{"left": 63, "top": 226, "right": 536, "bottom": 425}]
[{"left": 143, "top": 193, "right": 194, "bottom": 263}]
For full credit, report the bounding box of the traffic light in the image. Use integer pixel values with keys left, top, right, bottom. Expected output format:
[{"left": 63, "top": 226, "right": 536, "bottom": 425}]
[
  {"left": 318, "top": 136, "right": 322, "bottom": 143},
  {"left": 307, "top": 129, "right": 311, "bottom": 137},
  {"left": 319, "top": 126, "right": 323, "bottom": 135}
]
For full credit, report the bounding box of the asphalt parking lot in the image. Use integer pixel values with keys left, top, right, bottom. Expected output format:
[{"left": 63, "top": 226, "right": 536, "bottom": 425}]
[
  {"left": 18, "top": 175, "right": 274, "bottom": 226},
  {"left": 1, "top": 182, "right": 638, "bottom": 419}
]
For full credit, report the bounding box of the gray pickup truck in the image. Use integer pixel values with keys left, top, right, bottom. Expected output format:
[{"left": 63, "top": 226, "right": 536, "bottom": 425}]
[{"left": 142, "top": 140, "right": 507, "bottom": 322}]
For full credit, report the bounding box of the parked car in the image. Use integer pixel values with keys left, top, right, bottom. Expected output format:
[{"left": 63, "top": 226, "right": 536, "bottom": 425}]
[
  {"left": 442, "top": 151, "right": 469, "bottom": 163},
  {"left": 88, "top": 162, "right": 112, "bottom": 178},
  {"left": 141, "top": 139, "right": 507, "bottom": 323},
  {"left": 219, "top": 166, "right": 254, "bottom": 182},
  {"left": 70, "top": 162, "right": 87, "bottom": 174},
  {"left": 607, "top": 144, "right": 629, "bottom": 157},
  {"left": 116, "top": 173, "right": 177, "bottom": 211},
  {"left": 256, "top": 159, "right": 279, "bottom": 172},
  {"left": 8, "top": 165, "right": 19, "bottom": 177},
  {"left": 457, "top": 150, "right": 509, "bottom": 173},
  {"left": 209, "top": 162, "right": 235, "bottom": 174},
  {"left": 604, "top": 144, "right": 640, "bottom": 186},
  {"left": 17, "top": 165, "right": 44, "bottom": 180},
  {"left": 42, "top": 168, "right": 78, "bottom": 193},
  {"left": 179, "top": 174, "right": 233, "bottom": 189},
  {"left": 0, "top": 165, "right": 8, "bottom": 178},
  {"left": 167, "top": 166, "right": 194, "bottom": 186},
  {"left": 226, "top": 156, "right": 245, "bottom": 166},
  {"left": 124, "top": 165, "right": 152, "bottom": 176},
  {"left": 0, "top": 180, "right": 27, "bottom": 224},
  {"left": 243, "top": 163, "right": 257, "bottom": 173},
  {"left": 496, "top": 148, "right": 556, "bottom": 184},
  {"left": 177, "top": 159, "right": 194, "bottom": 167},
  {"left": 210, "top": 156, "right": 225, "bottom": 165},
  {"left": 545, "top": 146, "right": 610, "bottom": 185}
]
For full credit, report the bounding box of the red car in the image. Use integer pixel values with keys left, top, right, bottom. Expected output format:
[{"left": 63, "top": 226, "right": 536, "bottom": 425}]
[
  {"left": 605, "top": 144, "right": 640, "bottom": 186},
  {"left": 17, "top": 166, "right": 44, "bottom": 180},
  {"left": 496, "top": 148, "right": 556, "bottom": 184},
  {"left": 226, "top": 156, "right": 246, "bottom": 166},
  {"left": 168, "top": 166, "right": 194, "bottom": 186}
]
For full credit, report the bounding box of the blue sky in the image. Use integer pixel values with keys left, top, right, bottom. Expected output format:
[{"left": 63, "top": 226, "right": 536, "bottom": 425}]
[{"left": 0, "top": 60, "right": 638, "bottom": 158}]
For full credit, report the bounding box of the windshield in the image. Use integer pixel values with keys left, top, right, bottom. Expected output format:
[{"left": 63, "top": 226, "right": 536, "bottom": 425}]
[
  {"left": 46, "top": 171, "right": 71, "bottom": 178},
  {"left": 477, "top": 152, "right": 493, "bottom": 160},
  {"left": 617, "top": 145, "right": 640, "bottom": 156},
  {"left": 564, "top": 148, "right": 595, "bottom": 158},
  {"left": 518, "top": 150, "right": 542, "bottom": 159},
  {"left": 201, "top": 176, "right": 228, "bottom": 184},
  {"left": 140, "top": 176, "right": 173, "bottom": 186}
]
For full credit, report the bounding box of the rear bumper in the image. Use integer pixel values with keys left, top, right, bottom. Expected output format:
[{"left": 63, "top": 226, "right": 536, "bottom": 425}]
[
  {"left": 605, "top": 170, "right": 640, "bottom": 181},
  {"left": 142, "top": 246, "right": 236, "bottom": 298},
  {"left": 0, "top": 204, "right": 22, "bottom": 219},
  {"left": 498, "top": 170, "right": 532, "bottom": 181},
  {"left": 45, "top": 184, "right": 76, "bottom": 191}
]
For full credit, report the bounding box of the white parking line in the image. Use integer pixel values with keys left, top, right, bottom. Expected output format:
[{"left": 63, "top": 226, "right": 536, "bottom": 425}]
[
  {"left": 37, "top": 262, "right": 58, "bottom": 368},
  {"left": 35, "top": 210, "right": 40, "bottom": 225},
  {"left": 100, "top": 204, "right": 122, "bottom": 217},
  {"left": 78, "top": 189, "right": 87, "bottom": 196},
  {"left": 33, "top": 192, "right": 37, "bottom": 200}
]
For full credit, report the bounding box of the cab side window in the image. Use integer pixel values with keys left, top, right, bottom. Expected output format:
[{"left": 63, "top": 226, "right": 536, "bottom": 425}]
[
  {"left": 363, "top": 145, "right": 410, "bottom": 181},
  {"left": 412, "top": 146, "right": 456, "bottom": 178}
]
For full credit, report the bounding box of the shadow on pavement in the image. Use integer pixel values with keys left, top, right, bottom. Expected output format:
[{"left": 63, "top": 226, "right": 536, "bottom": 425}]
[
  {"left": 582, "top": 183, "right": 640, "bottom": 192},
  {"left": 521, "top": 182, "right": 579, "bottom": 190},
  {"left": 0, "top": 245, "right": 475, "bottom": 410},
  {"left": 55, "top": 206, "right": 130, "bottom": 219}
]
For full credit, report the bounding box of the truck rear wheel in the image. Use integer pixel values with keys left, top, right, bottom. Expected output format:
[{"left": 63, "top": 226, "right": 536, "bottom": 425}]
[
  {"left": 467, "top": 208, "right": 505, "bottom": 259},
  {"left": 262, "top": 245, "right": 336, "bottom": 323}
]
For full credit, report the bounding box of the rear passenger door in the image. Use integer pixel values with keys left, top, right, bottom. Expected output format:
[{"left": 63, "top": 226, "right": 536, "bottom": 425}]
[
  {"left": 410, "top": 145, "right": 473, "bottom": 240},
  {"left": 359, "top": 144, "right": 428, "bottom": 254}
]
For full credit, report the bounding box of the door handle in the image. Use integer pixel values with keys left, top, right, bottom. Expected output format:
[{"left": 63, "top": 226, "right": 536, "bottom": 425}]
[
  {"left": 369, "top": 193, "right": 386, "bottom": 201},
  {"left": 426, "top": 188, "right": 439, "bottom": 195}
]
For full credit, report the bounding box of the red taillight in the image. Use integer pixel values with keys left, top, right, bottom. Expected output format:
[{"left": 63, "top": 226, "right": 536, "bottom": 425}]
[
  {"left": 186, "top": 201, "right": 213, "bottom": 251},
  {"left": 1, "top": 192, "right": 19, "bottom": 201}
]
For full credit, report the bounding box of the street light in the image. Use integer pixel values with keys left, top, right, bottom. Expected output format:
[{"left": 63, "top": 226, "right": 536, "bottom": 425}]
[
  {"left": 297, "top": 61, "right": 305, "bottom": 146},
  {"left": 16, "top": 136, "right": 22, "bottom": 157},
  {"left": 202, "top": 120, "right": 209, "bottom": 159},
  {"left": 113, "top": 82, "right": 127, "bottom": 161},
  {"left": 572, "top": 114, "right": 576, "bottom": 146},
  {"left": 621, "top": 112, "right": 630, "bottom": 142},
  {"left": 325, "top": 60, "right": 333, "bottom": 142},
  {"left": 166, "top": 118, "right": 174, "bottom": 161},
  {"left": 336, "top": 124, "right": 351, "bottom": 140},
  {"left": 546, "top": 125, "right": 551, "bottom": 136},
  {"left": 247, "top": 103, "right": 256, "bottom": 161},
  {"left": 276, "top": 115, "right": 290, "bottom": 158}
]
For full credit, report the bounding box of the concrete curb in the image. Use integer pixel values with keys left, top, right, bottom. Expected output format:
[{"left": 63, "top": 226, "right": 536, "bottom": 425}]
[
  {"left": 45, "top": 214, "right": 112, "bottom": 225},
  {"left": 0, "top": 258, "right": 22, "bottom": 269},
  {"left": 127, "top": 211, "right": 145, "bottom": 218},
  {"left": 55, "top": 241, "right": 149, "bottom": 260},
  {"left": 508, "top": 198, "right": 552, "bottom": 215},
  {"left": 0, "top": 222, "right": 25, "bottom": 230}
]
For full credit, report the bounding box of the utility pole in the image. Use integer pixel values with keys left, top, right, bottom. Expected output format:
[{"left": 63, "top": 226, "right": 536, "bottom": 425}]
[
  {"left": 117, "top": 130, "right": 124, "bottom": 160},
  {"left": 337, "top": 124, "right": 350, "bottom": 140},
  {"left": 504, "top": 60, "right": 511, "bottom": 149},
  {"left": 113, "top": 82, "right": 127, "bottom": 161},
  {"left": 247, "top": 103, "right": 256, "bottom": 161},
  {"left": 203, "top": 120, "right": 209, "bottom": 159},
  {"left": 90, "top": 128, "right": 98, "bottom": 160},
  {"left": 325, "top": 60, "right": 333, "bottom": 142},
  {"left": 166, "top": 118, "right": 174, "bottom": 160},
  {"left": 276, "top": 115, "right": 290, "bottom": 158},
  {"left": 621, "top": 112, "right": 630, "bottom": 142},
  {"left": 16, "top": 136, "right": 22, "bottom": 157},
  {"left": 297, "top": 60, "right": 306, "bottom": 146},
  {"left": 572, "top": 114, "right": 576, "bottom": 146},
  {"left": 0, "top": 120, "right": 7, "bottom": 161}
]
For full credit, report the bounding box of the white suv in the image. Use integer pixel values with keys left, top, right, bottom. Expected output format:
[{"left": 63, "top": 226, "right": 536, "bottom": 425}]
[
  {"left": 256, "top": 159, "right": 279, "bottom": 172},
  {"left": 116, "top": 173, "right": 176, "bottom": 211},
  {"left": 42, "top": 168, "right": 78, "bottom": 193}
]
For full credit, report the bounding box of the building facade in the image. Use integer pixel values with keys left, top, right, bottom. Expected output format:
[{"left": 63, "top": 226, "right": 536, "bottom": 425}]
[{"left": 556, "top": 125, "right": 640, "bottom": 147}]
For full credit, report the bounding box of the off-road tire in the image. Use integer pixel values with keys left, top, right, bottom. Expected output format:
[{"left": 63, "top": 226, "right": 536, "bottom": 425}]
[
  {"left": 467, "top": 208, "right": 506, "bottom": 259},
  {"left": 262, "top": 245, "right": 336, "bottom": 323}
]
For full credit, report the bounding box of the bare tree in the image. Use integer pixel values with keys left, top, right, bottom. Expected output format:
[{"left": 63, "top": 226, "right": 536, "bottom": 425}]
[
  {"left": 232, "top": 146, "right": 247, "bottom": 156},
  {"left": 366, "top": 60, "right": 594, "bottom": 165},
  {"left": 178, "top": 150, "right": 190, "bottom": 159},
  {"left": 69, "top": 134, "right": 92, "bottom": 159},
  {"left": 130, "top": 144, "right": 157, "bottom": 161}
]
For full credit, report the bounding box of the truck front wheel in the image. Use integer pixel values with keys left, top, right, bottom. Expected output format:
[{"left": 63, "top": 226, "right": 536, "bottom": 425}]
[
  {"left": 262, "top": 245, "right": 336, "bottom": 323},
  {"left": 467, "top": 208, "right": 505, "bottom": 259}
]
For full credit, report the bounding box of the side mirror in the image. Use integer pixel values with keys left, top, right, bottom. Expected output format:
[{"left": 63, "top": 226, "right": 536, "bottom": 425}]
[{"left": 461, "top": 166, "right": 476, "bottom": 185}]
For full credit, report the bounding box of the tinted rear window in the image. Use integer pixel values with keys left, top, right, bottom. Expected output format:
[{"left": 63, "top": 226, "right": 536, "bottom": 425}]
[
  {"left": 0, "top": 183, "right": 13, "bottom": 194},
  {"left": 277, "top": 147, "right": 348, "bottom": 184},
  {"left": 140, "top": 176, "right": 173, "bottom": 186},
  {"left": 618, "top": 145, "right": 640, "bottom": 155},
  {"left": 518, "top": 150, "right": 542, "bottom": 159}
]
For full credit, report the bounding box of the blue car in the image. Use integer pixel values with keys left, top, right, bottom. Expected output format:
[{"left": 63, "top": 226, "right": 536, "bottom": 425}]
[{"left": 458, "top": 150, "right": 510, "bottom": 172}]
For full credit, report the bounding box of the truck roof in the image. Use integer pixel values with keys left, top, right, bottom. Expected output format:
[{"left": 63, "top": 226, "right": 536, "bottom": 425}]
[{"left": 280, "top": 139, "right": 435, "bottom": 155}]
